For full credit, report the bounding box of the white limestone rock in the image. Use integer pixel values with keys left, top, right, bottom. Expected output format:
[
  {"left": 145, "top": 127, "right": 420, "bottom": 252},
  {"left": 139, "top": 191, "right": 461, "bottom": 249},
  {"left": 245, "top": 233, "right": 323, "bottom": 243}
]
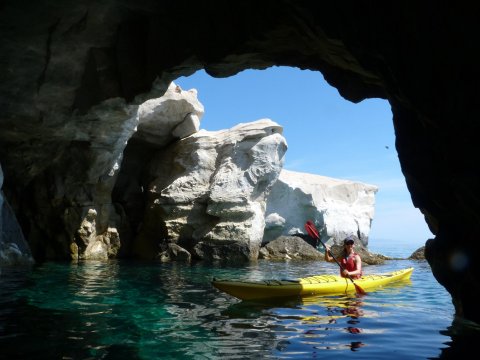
[
  {"left": 61, "top": 81, "right": 202, "bottom": 260},
  {"left": 71, "top": 208, "right": 121, "bottom": 261},
  {"left": 264, "top": 169, "right": 378, "bottom": 247},
  {"left": 135, "top": 82, "right": 204, "bottom": 145},
  {"left": 137, "top": 119, "right": 287, "bottom": 261},
  {"left": 172, "top": 113, "right": 201, "bottom": 138}
]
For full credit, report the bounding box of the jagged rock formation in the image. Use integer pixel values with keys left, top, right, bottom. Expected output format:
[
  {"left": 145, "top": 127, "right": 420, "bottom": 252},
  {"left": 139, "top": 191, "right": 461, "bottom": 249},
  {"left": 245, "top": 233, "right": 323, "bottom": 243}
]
[
  {"left": 264, "top": 169, "right": 377, "bottom": 246},
  {"left": 0, "top": 79, "right": 203, "bottom": 261},
  {"left": 1, "top": 1, "right": 479, "bottom": 323},
  {"left": 112, "top": 82, "right": 204, "bottom": 257},
  {"left": 136, "top": 119, "right": 287, "bottom": 262}
]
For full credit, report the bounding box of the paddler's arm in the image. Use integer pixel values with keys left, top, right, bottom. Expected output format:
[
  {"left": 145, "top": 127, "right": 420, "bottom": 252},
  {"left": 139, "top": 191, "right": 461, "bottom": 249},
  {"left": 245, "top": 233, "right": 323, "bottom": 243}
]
[{"left": 324, "top": 245, "right": 334, "bottom": 262}]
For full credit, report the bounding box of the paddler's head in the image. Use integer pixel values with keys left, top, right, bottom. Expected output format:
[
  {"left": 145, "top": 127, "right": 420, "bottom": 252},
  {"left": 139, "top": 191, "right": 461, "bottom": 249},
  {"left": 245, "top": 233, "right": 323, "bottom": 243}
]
[{"left": 343, "top": 236, "right": 355, "bottom": 247}]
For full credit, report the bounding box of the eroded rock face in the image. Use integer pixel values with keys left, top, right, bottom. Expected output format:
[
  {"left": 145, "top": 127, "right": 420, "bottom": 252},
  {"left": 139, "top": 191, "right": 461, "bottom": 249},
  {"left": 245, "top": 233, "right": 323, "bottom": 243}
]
[
  {"left": 1, "top": 1, "right": 479, "bottom": 323},
  {"left": 0, "top": 79, "right": 203, "bottom": 261},
  {"left": 135, "top": 119, "right": 287, "bottom": 262},
  {"left": 264, "top": 169, "right": 377, "bottom": 246}
]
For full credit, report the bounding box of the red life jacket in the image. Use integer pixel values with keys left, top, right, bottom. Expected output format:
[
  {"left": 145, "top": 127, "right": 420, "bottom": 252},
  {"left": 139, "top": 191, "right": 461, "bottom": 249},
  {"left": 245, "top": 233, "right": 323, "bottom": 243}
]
[{"left": 340, "top": 252, "right": 362, "bottom": 279}]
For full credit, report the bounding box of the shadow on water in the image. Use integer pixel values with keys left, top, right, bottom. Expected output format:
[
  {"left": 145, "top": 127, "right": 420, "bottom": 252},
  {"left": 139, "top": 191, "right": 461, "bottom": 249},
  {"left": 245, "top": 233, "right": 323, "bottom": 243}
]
[
  {"left": 1, "top": 300, "right": 143, "bottom": 359},
  {"left": 0, "top": 263, "right": 145, "bottom": 359},
  {"left": 436, "top": 317, "right": 480, "bottom": 359}
]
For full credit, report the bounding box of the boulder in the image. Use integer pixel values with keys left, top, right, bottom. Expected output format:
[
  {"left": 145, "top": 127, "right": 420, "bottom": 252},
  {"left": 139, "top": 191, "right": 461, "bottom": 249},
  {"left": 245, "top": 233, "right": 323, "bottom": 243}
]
[
  {"left": 409, "top": 246, "right": 426, "bottom": 260},
  {"left": 259, "top": 236, "right": 324, "bottom": 260},
  {"left": 325, "top": 236, "right": 391, "bottom": 265},
  {"left": 158, "top": 243, "right": 191, "bottom": 263}
]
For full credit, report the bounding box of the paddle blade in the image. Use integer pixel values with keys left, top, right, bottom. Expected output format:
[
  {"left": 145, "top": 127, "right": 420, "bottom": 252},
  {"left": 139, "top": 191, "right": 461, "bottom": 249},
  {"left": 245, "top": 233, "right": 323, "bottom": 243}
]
[
  {"left": 354, "top": 283, "right": 367, "bottom": 296},
  {"left": 304, "top": 220, "right": 319, "bottom": 239}
]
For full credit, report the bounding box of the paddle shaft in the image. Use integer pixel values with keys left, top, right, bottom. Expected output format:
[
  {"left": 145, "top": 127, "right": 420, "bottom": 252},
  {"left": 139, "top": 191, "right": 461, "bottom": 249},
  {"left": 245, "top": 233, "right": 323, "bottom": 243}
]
[
  {"left": 316, "top": 234, "right": 358, "bottom": 284},
  {"left": 305, "top": 221, "right": 365, "bottom": 294}
]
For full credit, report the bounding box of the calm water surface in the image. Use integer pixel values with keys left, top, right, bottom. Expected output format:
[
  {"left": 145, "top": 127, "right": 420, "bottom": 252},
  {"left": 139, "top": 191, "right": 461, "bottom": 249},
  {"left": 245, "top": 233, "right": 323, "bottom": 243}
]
[{"left": 1, "top": 245, "right": 478, "bottom": 359}]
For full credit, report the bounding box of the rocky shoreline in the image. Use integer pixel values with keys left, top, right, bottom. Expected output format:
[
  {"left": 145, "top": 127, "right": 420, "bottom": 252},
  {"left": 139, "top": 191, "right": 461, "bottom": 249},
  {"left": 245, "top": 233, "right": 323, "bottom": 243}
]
[
  {"left": 1, "top": 83, "right": 378, "bottom": 265},
  {"left": 157, "top": 232, "right": 425, "bottom": 265}
]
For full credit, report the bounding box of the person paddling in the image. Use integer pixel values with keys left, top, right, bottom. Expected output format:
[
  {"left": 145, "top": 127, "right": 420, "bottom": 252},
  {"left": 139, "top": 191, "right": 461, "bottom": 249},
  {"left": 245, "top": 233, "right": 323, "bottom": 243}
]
[{"left": 325, "top": 236, "right": 363, "bottom": 279}]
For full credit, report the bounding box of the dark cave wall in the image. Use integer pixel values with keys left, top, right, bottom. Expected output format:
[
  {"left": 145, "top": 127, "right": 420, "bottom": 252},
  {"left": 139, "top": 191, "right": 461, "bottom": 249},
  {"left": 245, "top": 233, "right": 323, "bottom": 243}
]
[{"left": 1, "top": 0, "right": 480, "bottom": 323}]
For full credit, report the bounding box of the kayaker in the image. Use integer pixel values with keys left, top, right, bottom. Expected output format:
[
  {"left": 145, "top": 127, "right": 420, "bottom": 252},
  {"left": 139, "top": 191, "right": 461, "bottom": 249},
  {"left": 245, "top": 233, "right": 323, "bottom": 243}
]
[{"left": 325, "top": 236, "right": 363, "bottom": 279}]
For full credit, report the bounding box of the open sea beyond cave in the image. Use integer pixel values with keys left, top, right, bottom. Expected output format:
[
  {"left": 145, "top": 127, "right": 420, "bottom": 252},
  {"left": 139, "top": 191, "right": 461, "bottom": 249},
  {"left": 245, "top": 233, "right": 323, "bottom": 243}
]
[{"left": 1, "top": 244, "right": 478, "bottom": 359}]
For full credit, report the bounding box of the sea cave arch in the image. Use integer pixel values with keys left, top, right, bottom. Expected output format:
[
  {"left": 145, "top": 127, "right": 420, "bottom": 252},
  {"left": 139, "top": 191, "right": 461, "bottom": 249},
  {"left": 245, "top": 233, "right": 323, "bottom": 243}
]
[
  {"left": 173, "top": 66, "right": 429, "bottom": 247},
  {"left": 0, "top": 1, "right": 479, "bottom": 324}
]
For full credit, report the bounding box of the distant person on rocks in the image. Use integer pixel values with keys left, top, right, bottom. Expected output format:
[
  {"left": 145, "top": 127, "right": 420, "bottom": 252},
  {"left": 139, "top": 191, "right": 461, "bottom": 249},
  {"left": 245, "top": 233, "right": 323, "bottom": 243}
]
[{"left": 325, "top": 236, "right": 363, "bottom": 279}]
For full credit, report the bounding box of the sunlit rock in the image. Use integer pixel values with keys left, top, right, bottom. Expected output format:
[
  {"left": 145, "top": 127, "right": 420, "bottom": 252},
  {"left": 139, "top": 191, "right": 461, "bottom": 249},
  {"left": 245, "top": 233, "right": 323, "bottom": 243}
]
[
  {"left": 5, "top": 79, "right": 203, "bottom": 261},
  {"left": 264, "top": 169, "right": 378, "bottom": 247},
  {"left": 72, "top": 208, "right": 121, "bottom": 260},
  {"left": 135, "top": 82, "right": 204, "bottom": 145},
  {"left": 135, "top": 119, "right": 287, "bottom": 262}
]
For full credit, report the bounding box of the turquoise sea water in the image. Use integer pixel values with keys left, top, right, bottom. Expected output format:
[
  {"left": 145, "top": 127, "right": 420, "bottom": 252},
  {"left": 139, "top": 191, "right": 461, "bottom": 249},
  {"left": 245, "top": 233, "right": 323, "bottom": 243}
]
[{"left": 0, "top": 244, "right": 478, "bottom": 359}]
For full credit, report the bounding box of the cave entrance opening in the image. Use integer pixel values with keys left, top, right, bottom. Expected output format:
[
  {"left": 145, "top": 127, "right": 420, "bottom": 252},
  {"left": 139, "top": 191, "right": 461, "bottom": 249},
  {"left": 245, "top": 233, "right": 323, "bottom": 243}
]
[{"left": 173, "top": 66, "right": 432, "bottom": 254}]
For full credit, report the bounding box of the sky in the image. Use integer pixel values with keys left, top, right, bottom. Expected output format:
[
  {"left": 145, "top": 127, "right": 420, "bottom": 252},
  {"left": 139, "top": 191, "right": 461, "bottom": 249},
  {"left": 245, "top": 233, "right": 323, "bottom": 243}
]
[{"left": 174, "top": 66, "right": 433, "bottom": 249}]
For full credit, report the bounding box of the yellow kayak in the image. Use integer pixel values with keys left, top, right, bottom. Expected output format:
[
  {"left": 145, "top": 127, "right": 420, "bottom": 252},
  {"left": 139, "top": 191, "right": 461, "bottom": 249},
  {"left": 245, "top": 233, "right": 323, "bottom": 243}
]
[{"left": 212, "top": 267, "right": 413, "bottom": 300}]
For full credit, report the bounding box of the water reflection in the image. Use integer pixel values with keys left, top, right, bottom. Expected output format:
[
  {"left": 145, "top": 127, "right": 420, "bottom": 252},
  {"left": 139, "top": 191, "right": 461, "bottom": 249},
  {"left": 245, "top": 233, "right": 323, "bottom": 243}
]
[
  {"left": 218, "top": 294, "right": 370, "bottom": 356},
  {"left": 0, "top": 259, "right": 462, "bottom": 359},
  {"left": 436, "top": 317, "right": 480, "bottom": 359},
  {"left": 304, "top": 296, "right": 367, "bottom": 352}
]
